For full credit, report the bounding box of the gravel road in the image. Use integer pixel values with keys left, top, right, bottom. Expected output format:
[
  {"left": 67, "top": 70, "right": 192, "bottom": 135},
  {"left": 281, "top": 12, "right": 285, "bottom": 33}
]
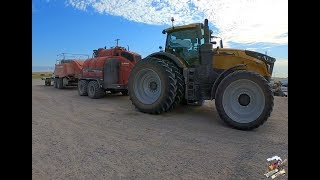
[{"left": 32, "top": 79, "right": 288, "bottom": 179}]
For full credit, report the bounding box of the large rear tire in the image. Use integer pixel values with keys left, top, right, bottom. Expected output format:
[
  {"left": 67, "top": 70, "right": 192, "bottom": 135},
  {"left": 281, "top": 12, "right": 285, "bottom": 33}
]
[
  {"left": 167, "top": 61, "right": 184, "bottom": 111},
  {"left": 128, "top": 57, "right": 177, "bottom": 114},
  {"left": 215, "top": 70, "right": 273, "bottom": 130},
  {"left": 87, "top": 81, "right": 106, "bottom": 99},
  {"left": 78, "top": 80, "right": 88, "bottom": 96}
]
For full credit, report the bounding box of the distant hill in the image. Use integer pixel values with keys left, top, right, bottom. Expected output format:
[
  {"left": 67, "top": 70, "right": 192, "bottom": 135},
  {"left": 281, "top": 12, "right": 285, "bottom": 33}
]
[
  {"left": 272, "top": 77, "right": 288, "bottom": 82},
  {"left": 32, "top": 66, "right": 54, "bottom": 72}
]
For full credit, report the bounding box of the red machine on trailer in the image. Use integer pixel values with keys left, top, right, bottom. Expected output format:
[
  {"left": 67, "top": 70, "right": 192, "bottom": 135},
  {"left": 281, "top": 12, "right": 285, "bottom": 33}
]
[
  {"left": 53, "top": 53, "right": 88, "bottom": 89},
  {"left": 78, "top": 46, "right": 141, "bottom": 99}
]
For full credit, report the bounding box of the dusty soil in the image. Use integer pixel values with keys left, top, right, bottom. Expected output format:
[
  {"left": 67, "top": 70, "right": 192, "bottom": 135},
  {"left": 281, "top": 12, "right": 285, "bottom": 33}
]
[{"left": 32, "top": 79, "right": 288, "bottom": 179}]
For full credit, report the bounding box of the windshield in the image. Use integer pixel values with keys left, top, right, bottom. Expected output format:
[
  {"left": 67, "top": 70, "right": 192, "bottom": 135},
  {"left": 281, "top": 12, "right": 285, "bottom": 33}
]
[
  {"left": 166, "top": 29, "right": 203, "bottom": 63},
  {"left": 167, "top": 29, "right": 203, "bottom": 50}
]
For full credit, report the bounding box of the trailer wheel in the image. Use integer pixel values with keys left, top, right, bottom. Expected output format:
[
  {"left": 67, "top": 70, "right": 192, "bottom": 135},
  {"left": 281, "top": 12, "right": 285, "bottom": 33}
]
[
  {"left": 45, "top": 79, "right": 51, "bottom": 86},
  {"left": 78, "top": 80, "right": 88, "bottom": 96},
  {"left": 87, "top": 81, "right": 105, "bottom": 99},
  {"left": 215, "top": 70, "right": 274, "bottom": 130},
  {"left": 53, "top": 78, "right": 57, "bottom": 88},
  {"left": 56, "top": 78, "right": 64, "bottom": 89}
]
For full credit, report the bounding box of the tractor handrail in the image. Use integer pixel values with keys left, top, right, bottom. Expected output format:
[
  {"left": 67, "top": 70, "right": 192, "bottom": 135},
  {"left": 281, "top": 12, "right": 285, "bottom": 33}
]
[{"left": 57, "top": 53, "right": 89, "bottom": 60}]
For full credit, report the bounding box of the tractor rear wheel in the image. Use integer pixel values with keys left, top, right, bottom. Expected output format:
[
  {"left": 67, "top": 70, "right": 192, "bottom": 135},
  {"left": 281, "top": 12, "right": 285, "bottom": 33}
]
[
  {"left": 215, "top": 70, "right": 273, "bottom": 130},
  {"left": 78, "top": 80, "right": 88, "bottom": 96},
  {"left": 128, "top": 57, "right": 177, "bottom": 114},
  {"left": 56, "top": 78, "right": 64, "bottom": 89},
  {"left": 87, "top": 81, "right": 105, "bottom": 99},
  {"left": 167, "top": 61, "right": 184, "bottom": 111}
]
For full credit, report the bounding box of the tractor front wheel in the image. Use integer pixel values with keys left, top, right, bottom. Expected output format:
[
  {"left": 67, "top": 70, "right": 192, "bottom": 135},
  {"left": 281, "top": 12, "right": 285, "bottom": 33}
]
[{"left": 215, "top": 70, "right": 274, "bottom": 130}]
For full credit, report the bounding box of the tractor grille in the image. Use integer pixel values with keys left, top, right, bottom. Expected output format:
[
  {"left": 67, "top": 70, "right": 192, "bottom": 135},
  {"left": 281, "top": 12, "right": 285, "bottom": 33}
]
[{"left": 245, "top": 50, "right": 276, "bottom": 74}]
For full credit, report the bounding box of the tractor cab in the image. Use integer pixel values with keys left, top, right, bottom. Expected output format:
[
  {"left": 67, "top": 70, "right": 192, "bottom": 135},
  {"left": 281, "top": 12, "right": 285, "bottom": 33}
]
[
  {"left": 162, "top": 20, "right": 219, "bottom": 67},
  {"left": 163, "top": 23, "right": 203, "bottom": 65}
]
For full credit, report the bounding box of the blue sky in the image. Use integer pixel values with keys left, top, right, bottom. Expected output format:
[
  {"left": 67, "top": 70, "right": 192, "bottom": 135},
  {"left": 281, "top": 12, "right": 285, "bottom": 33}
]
[{"left": 32, "top": 0, "right": 288, "bottom": 77}]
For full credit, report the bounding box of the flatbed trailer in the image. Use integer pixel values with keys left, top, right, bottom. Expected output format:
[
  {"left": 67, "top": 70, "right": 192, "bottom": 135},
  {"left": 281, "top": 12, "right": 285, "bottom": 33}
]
[{"left": 41, "top": 76, "right": 54, "bottom": 86}]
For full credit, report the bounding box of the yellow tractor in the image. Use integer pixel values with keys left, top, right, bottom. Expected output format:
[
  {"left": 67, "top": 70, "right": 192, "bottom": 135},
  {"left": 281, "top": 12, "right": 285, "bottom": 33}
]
[{"left": 128, "top": 19, "right": 275, "bottom": 130}]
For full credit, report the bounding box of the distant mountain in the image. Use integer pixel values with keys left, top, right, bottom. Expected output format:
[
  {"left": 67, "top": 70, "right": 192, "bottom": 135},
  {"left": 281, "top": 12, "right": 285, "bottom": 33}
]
[{"left": 32, "top": 66, "right": 54, "bottom": 72}]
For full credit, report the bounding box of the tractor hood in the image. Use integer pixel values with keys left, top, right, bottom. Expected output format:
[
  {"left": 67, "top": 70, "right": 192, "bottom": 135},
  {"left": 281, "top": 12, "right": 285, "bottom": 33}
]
[
  {"left": 215, "top": 48, "right": 276, "bottom": 64},
  {"left": 214, "top": 48, "right": 276, "bottom": 75},
  {"left": 244, "top": 50, "right": 276, "bottom": 64}
]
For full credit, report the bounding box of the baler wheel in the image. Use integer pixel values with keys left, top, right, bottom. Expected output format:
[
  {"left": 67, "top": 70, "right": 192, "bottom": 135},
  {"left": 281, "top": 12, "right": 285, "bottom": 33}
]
[{"left": 87, "top": 81, "right": 105, "bottom": 99}]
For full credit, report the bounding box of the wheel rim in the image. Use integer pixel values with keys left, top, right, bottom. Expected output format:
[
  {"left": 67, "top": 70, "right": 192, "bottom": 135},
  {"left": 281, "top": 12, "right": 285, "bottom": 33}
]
[
  {"left": 133, "top": 68, "right": 161, "bottom": 104},
  {"left": 222, "top": 79, "right": 265, "bottom": 123}
]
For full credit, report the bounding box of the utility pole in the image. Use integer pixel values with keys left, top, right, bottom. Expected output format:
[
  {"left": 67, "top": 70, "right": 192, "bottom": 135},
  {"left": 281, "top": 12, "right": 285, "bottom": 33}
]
[{"left": 115, "top": 39, "right": 120, "bottom": 46}]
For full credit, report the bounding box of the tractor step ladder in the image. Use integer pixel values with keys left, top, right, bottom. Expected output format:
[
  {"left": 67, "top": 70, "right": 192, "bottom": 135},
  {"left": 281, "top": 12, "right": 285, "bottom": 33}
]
[{"left": 187, "top": 68, "right": 196, "bottom": 104}]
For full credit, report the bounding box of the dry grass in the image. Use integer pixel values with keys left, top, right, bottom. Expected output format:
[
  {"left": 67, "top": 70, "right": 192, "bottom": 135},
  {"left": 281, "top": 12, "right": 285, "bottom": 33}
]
[{"left": 32, "top": 72, "right": 53, "bottom": 79}]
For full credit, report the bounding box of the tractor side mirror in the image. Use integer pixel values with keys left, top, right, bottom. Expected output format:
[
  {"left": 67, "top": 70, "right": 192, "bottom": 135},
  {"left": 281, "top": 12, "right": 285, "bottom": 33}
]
[
  {"left": 162, "top": 30, "right": 166, "bottom": 34},
  {"left": 220, "top": 39, "right": 224, "bottom": 48}
]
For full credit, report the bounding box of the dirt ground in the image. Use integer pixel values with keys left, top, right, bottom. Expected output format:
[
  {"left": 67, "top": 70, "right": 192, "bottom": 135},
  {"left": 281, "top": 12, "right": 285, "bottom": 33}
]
[{"left": 32, "top": 79, "right": 288, "bottom": 179}]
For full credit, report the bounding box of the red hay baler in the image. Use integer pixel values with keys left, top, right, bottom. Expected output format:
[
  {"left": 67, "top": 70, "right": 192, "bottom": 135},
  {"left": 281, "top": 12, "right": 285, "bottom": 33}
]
[{"left": 78, "top": 46, "right": 141, "bottom": 98}]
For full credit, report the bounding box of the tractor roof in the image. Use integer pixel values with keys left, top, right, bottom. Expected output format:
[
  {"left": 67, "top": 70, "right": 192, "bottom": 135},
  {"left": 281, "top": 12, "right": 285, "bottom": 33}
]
[{"left": 163, "top": 23, "right": 202, "bottom": 33}]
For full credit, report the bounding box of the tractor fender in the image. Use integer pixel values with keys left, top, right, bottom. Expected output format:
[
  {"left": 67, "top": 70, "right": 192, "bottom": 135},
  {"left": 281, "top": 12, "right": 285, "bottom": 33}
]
[
  {"left": 210, "top": 64, "right": 247, "bottom": 100},
  {"left": 146, "top": 52, "right": 187, "bottom": 69}
]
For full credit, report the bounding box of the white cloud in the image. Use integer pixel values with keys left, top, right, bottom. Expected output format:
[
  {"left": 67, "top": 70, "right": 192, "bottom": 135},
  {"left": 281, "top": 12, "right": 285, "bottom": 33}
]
[
  {"left": 66, "top": 0, "right": 287, "bottom": 46},
  {"left": 245, "top": 48, "right": 257, "bottom": 51}
]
